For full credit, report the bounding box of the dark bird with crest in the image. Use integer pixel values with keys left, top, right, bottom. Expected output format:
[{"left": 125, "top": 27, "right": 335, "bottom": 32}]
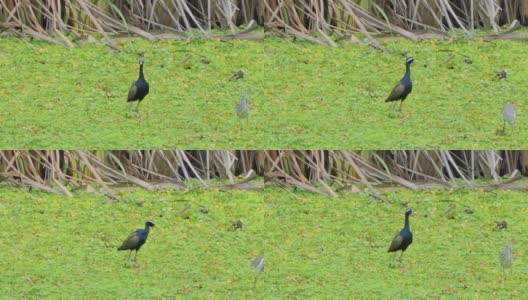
[
  {"left": 388, "top": 208, "right": 413, "bottom": 261},
  {"left": 128, "top": 52, "right": 150, "bottom": 114},
  {"left": 385, "top": 57, "right": 414, "bottom": 112},
  {"left": 118, "top": 220, "right": 155, "bottom": 263}
]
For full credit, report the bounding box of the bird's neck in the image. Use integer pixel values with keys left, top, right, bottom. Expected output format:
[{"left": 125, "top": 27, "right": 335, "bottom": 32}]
[
  {"left": 139, "top": 64, "right": 145, "bottom": 79},
  {"left": 404, "top": 63, "right": 411, "bottom": 79},
  {"left": 404, "top": 214, "right": 410, "bottom": 229},
  {"left": 144, "top": 225, "right": 151, "bottom": 234}
]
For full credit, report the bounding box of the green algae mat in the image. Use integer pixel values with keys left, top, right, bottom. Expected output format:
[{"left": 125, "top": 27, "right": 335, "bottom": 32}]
[
  {"left": 0, "top": 36, "right": 527, "bottom": 148},
  {"left": 0, "top": 187, "right": 525, "bottom": 298}
]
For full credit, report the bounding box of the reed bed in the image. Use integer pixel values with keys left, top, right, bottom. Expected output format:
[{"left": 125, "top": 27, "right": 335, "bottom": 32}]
[{"left": 1, "top": 150, "right": 526, "bottom": 196}]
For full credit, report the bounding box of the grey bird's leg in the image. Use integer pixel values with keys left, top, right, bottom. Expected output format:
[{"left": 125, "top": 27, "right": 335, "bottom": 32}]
[{"left": 253, "top": 273, "right": 261, "bottom": 288}]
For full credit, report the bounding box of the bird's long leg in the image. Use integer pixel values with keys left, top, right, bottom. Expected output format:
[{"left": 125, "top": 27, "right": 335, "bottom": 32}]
[
  {"left": 399, "top": 100, "right": 404, "bottom": 112},
  {"left": 136, "top": 102, "right": 143, "bottom": 119},
  {"left": 127, "top": 251, "right": 132, "bottom": 263},
  {"left": 388, "top": 252, "right": 398, "bottom": 268},
  {"left": 391, "top": 102, "right": 396, "bottom": 112},
  {"left": 399, "top": 251, "right": 404, "bottom": 262},
  {"left": 134, "top": 250, "right": 138, "bottom": 262}
]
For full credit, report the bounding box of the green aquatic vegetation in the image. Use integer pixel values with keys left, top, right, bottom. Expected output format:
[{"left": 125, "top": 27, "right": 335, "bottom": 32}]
[
  {"left": 1, "top": 37, "right": 527, "bottom": 148},
  {"left": 0, "top": 187, "right": 525, "bottom": 298},
  {"left": 0, "top": 38, "right": 265, "bottom": 149},
  {"left": 0, "top": 188, "right": 264, "bottom": 298},
  {"left": 262, "top": 37, "right": 528, "bottom": 148},
  {"left": 264, "top": 188, "right": 527, "bottom": 298}
]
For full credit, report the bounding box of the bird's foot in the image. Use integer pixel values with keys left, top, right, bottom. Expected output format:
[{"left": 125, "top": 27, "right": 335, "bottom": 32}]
[
  {"left": 388, "top": 110, "right": 399, "bottom": 119},
  {"left": 126, "top": 108, "right": 138, "bottom": 118},
  {"left": 497, "top": 128, "right": 508, "bottom": 136},
  {"left": 389, "top": 259, "right": 404, "bottom": 268}
]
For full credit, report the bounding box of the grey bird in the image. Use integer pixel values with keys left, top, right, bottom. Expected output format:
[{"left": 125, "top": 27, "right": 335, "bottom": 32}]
[
  {"left": 502, "top": 103, "right": 516, "bottom": 135},
  {"left": 235, "top": 92, "right": 250, "bottom": 126},
  {"left": 499, "top": 242, "right": 513, "bottom": 275},
  {"left": 251, "top": 255, "right": 264, "bottom": 287},
  {"left": 118, "top": 220, "right": 155, "bottom": 263}
]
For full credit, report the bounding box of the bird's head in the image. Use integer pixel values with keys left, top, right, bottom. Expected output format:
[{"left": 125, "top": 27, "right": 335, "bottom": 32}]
[
  {"left": 139, "top": 57, "right": 145, "bottom": 65},
  {"left": 405, "top": 208, "right": 413, "bottom": 216},
  {"left": 146, "top": 220, "right": 155, "bottom": 227},
  {"left": 406, "top": 57, "right": 414, "bottom": 65}
]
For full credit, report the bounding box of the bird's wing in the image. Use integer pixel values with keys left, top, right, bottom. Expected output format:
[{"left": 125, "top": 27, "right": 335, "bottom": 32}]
[
  {"left": 503, "top": 105, "right": 516, "bottom": 123},
  {"left": 385, "top": 82, "right": 405, "bottom": 102},
  {"left": 118, "top": 230, "right": 140, "bottom": 250},
  {"left": 251, "top": 256, "right": 264, "bottom": 273},
  {"left": 127, "top": 84, "right": 138, "bottom": 101},
  {"left": 388, "top": 233, "right": 403, "bottom": 252}
]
